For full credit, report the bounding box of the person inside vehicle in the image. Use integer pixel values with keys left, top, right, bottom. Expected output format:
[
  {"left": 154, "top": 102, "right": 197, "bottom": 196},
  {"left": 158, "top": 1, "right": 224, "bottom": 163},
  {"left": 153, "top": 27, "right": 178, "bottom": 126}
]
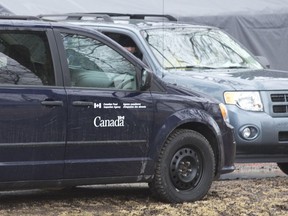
[{"left": 119, "top": 36, "right": 142, "bottom": 59}]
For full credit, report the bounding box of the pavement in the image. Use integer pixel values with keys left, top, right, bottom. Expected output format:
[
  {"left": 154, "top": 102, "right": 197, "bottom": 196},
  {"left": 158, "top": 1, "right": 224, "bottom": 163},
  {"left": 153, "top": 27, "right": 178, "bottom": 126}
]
[{"left": 220, "top": 163, "right": 287, "bottom": 180}]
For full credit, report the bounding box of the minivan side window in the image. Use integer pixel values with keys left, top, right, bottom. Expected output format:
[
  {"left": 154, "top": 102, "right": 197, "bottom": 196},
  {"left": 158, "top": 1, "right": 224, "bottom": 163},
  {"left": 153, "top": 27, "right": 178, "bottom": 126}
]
[
  {"left": 0, "top": 31, "right": 55, "bottom": 86},
  {"left": 61, "top": 33, "right": 137, "bottom": 90}
]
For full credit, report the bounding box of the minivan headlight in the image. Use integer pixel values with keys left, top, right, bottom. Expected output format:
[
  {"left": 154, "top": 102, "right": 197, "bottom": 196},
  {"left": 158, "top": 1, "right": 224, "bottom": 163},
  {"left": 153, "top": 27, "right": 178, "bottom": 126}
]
[
  {"left": 219, "top": 103, "right": 230, "bottom": 123},
  {"left": 224, "top": 91, "right": 263, "bottom": 111}
]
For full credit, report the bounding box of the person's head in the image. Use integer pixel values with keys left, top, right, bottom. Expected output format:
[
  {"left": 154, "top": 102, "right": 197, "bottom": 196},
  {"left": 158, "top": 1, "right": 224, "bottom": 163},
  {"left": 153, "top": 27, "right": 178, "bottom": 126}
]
[
  {"left": 124, "top": 45, "right": 136, "bottom": 54},
  {"left": 119, "top": 36, "right": 136, "bottom": 54}
]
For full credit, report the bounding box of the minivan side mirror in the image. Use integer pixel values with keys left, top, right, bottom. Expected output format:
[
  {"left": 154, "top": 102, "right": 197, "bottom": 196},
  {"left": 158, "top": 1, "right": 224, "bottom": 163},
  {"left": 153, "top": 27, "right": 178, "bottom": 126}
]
[
  {"left": 256, "top": 56, "right": 270, "bottom": 69},
  {"left": 140, "top": 69, "right": 152, "bottom": 91}
]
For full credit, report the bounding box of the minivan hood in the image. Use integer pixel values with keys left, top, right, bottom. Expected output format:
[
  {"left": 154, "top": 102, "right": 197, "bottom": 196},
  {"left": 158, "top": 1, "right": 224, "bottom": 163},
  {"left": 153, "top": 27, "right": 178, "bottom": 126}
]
[{"left": 165, "top": 68, "right": 288, "bottom": 91}]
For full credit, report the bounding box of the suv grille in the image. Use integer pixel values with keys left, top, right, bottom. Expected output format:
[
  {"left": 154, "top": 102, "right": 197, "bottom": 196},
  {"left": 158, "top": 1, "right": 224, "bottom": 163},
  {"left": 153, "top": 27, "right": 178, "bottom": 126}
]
[
  {"left": 271, "top": 94, "right": 288, "bottom": 102},
  {"left": 270, "top": 93, "right": 288, "bottom": 116},
  {"left": 273, "top": 105, "right": 288, "bottom": 113},
  {"left": 279, "top": 132, "right": 288, "bottom": 141}
]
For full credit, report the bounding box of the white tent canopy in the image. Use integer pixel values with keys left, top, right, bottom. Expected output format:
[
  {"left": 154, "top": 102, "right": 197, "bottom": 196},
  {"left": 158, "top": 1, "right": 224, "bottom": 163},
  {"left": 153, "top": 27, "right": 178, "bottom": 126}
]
[{"left": 1, "top": 0, "right": 288, "bottom": 16}]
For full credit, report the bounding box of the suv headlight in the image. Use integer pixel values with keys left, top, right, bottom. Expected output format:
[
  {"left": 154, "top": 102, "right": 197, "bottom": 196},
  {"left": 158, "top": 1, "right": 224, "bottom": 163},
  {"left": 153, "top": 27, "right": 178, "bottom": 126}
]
[{"left": 224, "top": 91, "right": 263, "bottom": 111}]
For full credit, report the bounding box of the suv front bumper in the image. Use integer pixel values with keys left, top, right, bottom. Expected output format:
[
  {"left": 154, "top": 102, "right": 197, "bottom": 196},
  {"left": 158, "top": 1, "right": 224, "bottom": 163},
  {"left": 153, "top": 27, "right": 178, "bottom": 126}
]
[{"left": 228, "top": 105, "right": 288, "bottom": 162}]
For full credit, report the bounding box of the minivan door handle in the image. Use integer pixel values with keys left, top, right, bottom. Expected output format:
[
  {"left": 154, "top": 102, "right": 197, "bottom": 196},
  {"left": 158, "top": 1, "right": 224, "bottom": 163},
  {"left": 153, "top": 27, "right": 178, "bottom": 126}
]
[
  {"left": 41, "top": 100, "right": 64, "bottom": 107},
  {"left": 72, "top": 101, "right": 94, "bottom": 107}
]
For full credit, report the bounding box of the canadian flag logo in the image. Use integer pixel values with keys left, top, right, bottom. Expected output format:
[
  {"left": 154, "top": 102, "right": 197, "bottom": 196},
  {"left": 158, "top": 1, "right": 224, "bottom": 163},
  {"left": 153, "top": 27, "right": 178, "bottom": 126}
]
[{"left": 94, "top": 103, "right": 102, "bottom": 109}]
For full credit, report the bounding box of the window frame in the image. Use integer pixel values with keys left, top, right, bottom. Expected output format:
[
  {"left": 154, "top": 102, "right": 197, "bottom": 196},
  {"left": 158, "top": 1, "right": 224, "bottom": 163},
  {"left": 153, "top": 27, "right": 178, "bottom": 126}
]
[{"left": 52, "top": 27, "right": 145, "bottom": 91}]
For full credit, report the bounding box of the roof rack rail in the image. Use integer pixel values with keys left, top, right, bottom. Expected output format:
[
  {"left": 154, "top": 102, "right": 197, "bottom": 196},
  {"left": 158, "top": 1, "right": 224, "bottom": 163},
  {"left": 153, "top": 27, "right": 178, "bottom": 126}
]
[
  {"left": 89, "top": 13, "right": 178, "bottom": 21},
  {"left": 0, "top": 15, "right": 40, "bottom": 20},
  {"left": 38, "top": 13, "right": 114, "bottom": 22},
  {"left": 38, "top": 13, "right": 177, "bottom": 22}
]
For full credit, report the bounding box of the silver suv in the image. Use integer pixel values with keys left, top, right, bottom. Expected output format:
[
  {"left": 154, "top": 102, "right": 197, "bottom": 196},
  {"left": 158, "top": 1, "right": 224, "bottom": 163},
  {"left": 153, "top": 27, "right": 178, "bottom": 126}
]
[{"left": 40, "top": 13, "right": 288, "bottom": 175}]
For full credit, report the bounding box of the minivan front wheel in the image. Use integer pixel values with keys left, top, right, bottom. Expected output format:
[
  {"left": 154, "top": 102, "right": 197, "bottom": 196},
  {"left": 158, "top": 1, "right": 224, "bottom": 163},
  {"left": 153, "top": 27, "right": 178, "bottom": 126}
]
[
  {"left": 277, "top": 163, "right": 288, "bottom": 175},
  {"left": 149, "top": 129, "right": 215, "bottom": 203}
]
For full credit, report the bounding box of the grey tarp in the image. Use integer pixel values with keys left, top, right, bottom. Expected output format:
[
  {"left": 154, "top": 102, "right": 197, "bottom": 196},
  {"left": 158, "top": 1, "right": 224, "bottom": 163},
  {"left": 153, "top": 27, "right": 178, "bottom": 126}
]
[
  {"left": 1, "top": 0, "right": 288, "bottom": 70},
  {"left": 0, "top": 3, "right": 12, "bottom": 15}
]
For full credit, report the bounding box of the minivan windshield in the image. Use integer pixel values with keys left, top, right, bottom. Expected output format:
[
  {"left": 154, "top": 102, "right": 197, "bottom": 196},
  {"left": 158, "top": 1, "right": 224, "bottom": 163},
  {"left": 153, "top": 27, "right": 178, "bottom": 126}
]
[{"left": 143, "top": 27, "right": 263, "bottom": 70}]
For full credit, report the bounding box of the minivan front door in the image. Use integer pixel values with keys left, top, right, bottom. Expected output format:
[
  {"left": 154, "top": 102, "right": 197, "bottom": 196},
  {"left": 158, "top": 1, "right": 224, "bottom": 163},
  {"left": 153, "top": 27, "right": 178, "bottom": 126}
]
[{"left": 58, "top": 32, "right": 154, "bottom": 179}]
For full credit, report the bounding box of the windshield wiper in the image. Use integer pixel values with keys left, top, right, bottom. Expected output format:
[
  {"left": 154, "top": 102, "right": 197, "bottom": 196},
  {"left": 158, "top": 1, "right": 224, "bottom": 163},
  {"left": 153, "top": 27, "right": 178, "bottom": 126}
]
[
  {"left": 166, "top": 65, "right": 250, "bottom": 70},
  {"left": 218, "top": 66, "right": 249, "bottom": 69},
  {"left": 165, "top": 66, "right": 216, "bottom": 70}
]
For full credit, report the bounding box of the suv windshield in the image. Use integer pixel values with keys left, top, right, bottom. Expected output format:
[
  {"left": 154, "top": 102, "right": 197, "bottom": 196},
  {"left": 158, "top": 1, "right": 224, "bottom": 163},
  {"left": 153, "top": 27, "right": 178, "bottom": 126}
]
[{"left": 143, "top": 27, "right": 263, "bottom": 70}]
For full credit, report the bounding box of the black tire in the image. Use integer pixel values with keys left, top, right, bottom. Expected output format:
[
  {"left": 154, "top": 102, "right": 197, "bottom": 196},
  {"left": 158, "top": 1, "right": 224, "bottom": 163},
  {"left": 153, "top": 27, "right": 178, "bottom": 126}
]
[
  {"left": 277, "top": 163, "right": 288, "bottom": 175},
  {"left": 149, "top": 129, "right": 215, "bottom": 203}
]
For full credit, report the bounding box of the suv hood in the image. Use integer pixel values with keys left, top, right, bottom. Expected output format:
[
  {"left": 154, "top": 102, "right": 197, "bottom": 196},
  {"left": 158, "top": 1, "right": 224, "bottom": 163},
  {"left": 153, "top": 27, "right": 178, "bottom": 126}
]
[
  {"left": 165, "top": 68, "right": 288, "bottom": 91},
  {"left": 162, "top": 69, "right": 288, "bottom": 101}
]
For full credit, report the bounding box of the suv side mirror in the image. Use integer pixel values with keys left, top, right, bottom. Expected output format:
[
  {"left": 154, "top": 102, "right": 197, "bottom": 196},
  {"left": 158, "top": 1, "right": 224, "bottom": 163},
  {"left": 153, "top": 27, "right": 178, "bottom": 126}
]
[
  {"left": 140, "top": 69, "right": 152, "bottom": 91},
  {"left": 256, "top": 56, "right": 270, "bottom": 69}
]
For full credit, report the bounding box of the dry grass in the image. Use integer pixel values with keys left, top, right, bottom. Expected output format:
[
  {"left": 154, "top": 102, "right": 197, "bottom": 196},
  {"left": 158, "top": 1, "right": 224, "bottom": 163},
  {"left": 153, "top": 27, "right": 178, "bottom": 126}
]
[{"left": 0, "top": 164, "right": 287, "bottom": 216}]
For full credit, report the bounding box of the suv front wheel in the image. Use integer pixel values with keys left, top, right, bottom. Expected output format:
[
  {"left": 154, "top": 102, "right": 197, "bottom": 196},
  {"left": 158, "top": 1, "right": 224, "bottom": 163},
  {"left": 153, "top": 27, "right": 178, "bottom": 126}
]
[
  {"left": 149, "top": 129, "right": 215, "bottom": 203},
  {"left": 277, "top": 163, "right": 288, "bottom": 175}
]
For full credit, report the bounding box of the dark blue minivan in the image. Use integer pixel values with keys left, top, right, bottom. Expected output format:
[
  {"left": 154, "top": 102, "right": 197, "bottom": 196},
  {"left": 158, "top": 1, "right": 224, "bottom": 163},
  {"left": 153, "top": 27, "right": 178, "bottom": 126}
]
[{"left": 0, "top": 18, "right": 235, "bottom": 203}]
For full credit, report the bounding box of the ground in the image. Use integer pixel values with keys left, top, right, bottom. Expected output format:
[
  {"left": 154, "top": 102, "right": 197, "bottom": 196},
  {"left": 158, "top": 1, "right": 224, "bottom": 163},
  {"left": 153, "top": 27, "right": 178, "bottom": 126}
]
[{"left": 0, "top": 163, "right": 287, "bottom": 216}]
